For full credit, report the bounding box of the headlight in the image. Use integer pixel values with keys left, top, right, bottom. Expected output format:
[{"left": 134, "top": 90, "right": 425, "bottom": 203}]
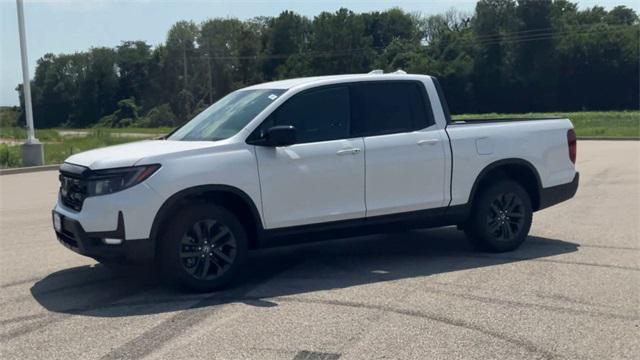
[{"left": 86, "top": 164, "right": 160, "bottom": 196}]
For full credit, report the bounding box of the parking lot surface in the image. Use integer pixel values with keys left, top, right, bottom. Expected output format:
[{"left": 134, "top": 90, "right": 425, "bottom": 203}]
[{"left": 1, "top": 140, "right": 638, "bottom": 359}]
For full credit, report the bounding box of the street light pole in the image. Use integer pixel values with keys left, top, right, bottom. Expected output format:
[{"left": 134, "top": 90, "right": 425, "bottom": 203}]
[{"left": 16, "top": 0, "right": 43, "bottom": 166}]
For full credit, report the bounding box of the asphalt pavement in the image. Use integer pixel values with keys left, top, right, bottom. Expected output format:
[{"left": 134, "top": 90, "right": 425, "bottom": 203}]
[{"left": 0, "top": 140, "right": 638, "bottom": 359}]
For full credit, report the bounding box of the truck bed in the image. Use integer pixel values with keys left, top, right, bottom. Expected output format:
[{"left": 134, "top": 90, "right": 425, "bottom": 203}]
[{"left": 444, "top": 117, "right": 576, "bottom": 207}]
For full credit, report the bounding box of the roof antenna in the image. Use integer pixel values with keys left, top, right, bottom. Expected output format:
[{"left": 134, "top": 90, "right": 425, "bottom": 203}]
[
  {"left": 368, "top": 69, "right": 383, "bottom": 74},
  {"left": 392, "top": 69, "right": 407, "bottom": 74}
]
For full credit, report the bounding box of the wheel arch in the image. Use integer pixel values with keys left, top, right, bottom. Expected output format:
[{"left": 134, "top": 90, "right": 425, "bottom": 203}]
[
  {"left": 150, "top": 185, "right": 264, "bottom": 256},
  {"left": 467, "top": 158, "right": 543, "bottom": 211}
]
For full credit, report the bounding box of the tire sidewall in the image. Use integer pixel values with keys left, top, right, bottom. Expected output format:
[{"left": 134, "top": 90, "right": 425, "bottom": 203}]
[{"left": 160, "top": 203, "right": 248, "bottom": 292}]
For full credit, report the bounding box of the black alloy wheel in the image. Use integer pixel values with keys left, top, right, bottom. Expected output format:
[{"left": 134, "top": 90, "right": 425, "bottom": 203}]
[
  {"left": 465, "top": 180, "right": 533, "bottom": 252},
  {"left": 161, "top": 204, "right": 248, "bottom": 291},
  {"left": 486, "top": 192, "right": 526, "bottom": 242},
  {"left": 180, "top": 219, "right": 238, "bottom": 281}
]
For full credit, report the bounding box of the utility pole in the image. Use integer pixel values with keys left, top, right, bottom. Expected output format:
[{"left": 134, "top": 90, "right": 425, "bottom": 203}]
[
  {"left": 16, "top": 0, "right": 43, "bottom": 166},
  {"left": 207, "top": 45, "right": 214, "bottom": 104}
]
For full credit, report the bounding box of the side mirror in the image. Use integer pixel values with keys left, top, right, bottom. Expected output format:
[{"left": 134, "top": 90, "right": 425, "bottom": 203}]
[{"left": 256, "top": 125, "right": 297, "bottom": 147}]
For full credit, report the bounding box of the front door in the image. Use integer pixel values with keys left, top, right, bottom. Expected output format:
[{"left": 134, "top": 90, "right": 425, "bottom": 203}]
[{"left": 253, "top": 85, "right": 366, "bottom": 229}]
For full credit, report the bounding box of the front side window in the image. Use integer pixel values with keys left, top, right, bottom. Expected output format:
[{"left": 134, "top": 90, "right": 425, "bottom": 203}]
[
  {"left": 351, "top": 81, "right": 432, "bottom": 137},
  {"left": 169, "top": 89, "right": 285, "bottom": 141},
  {"left": 263, "top": 86, "right": 351, "bottom": 144}
]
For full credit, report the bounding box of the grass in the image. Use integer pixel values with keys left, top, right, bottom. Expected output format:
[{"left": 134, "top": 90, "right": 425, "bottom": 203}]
[
  {"left": 0, "top": 128, "right": 167, "bottom": 169},
  {"left": 0, "top": 144, "right": 21, "bottom": 168},
  {"left": 42, "top": 130, "right": 155, "bottom": 165},
  {"left": 453, "top": 111, "right": 640, "bottom": 137},
  {"left": 0, "top": 127, "right": 172, "bottom": 141},
  {"left": 1, "top": 111, "right": 638, "bottom": 168}
]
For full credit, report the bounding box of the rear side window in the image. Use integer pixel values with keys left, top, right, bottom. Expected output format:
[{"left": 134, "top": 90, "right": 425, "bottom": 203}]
[
  {"left": 270, "top": 86, "right": 350, "bottom": 143},
  {"left": 351, "top": 81, "right": 432, "bottom": 137}
]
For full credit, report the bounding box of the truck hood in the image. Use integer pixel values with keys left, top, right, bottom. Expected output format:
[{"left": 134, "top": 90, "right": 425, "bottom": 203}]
[{"left": 65, "top": 140, "right": 218, "bottom": 169}]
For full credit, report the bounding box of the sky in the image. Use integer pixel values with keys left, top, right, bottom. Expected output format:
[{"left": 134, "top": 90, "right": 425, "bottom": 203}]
[{"left": 1, "top": 0, "right": 638, "bottom": 106}]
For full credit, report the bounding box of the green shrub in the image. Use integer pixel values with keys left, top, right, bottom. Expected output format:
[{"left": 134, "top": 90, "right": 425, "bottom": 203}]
[
  {"left": 95, "top": 98, "right": 141, "bottom": 128},
  {"left": 0, "top": 107, "right": 19, "bottom": 128},
  {"left": 95, "top": 114, "right": 117, "bottom": 128},
  {"left": 136, "top": 104, "right": 178, "bottom": 127}
]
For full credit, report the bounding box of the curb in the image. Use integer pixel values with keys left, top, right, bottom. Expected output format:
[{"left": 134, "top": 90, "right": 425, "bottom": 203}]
[{"left": 0, "top": 164, "right": 60, "bottom": 176}]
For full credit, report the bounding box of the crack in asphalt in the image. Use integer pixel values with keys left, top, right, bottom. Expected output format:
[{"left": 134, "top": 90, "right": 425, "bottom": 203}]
[
  {"left": 98, "top": 261, "right": 297, "bottom": 360},
  {"left": 0, "top": 276, "right": 44, "bottom": 289},
  {"left": 0, "top": 281, "right": 155, "bottom": 342},
  {"left": 413, "top": 285, "right": 639, "bottom": 321},
  {"left": 461, "top": 253, "right": 640, "bottom": 272},
  {"left": 0, "top": 313, "right": 49, "bottom": 326},
  {"left": 527, "top": 240, "right": 640, "bottom": 251},
  {"left": 276, "top": 296, "right": 557, "bottom": 360}
]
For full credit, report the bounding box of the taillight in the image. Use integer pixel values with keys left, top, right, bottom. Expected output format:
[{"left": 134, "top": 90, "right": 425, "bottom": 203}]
[{"left": 567, "top": 129, "right": 577, "bottom": 164}]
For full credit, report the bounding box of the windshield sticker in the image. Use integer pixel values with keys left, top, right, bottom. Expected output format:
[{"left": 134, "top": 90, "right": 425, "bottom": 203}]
[{"left": 268, "top": 94, "right": 278, "bottom": 100}]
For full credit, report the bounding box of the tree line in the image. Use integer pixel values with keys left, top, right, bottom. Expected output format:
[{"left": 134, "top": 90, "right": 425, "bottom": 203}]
[{"left": 16, "top": 0, "right": 639, "bottom": 128}]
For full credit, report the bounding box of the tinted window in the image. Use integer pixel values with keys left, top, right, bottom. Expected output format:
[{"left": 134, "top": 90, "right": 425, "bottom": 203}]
[
  {"left": 352, "top": 82, "right": 432, "bottom": 136},
  {"left": 270, "top": 86, "right": 350, "bottom": 143}
]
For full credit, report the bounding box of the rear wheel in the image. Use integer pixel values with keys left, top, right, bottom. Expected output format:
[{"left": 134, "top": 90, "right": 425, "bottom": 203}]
[
  {"left": 160, "top": 204, "right": 248, "bottom": 291},
  {"left": 464, "top": 180, "right": 532, "bottom": 252}
]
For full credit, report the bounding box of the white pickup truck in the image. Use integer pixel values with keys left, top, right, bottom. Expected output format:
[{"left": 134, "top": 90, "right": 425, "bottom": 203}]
[{"left": 52, "top": 72, "right": 579, "bottom": 291}]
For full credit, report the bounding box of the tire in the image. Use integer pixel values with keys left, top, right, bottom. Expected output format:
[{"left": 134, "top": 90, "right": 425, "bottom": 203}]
[
  {"left": 159, "top": 203, "right": 248, "bottom": 292},
  {"left": 464, "top": 180, "right": 533, "bottom": 252}
]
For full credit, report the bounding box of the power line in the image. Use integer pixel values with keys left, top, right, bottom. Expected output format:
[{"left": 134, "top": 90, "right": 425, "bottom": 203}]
[
  {"left": 187, "top": 25, "right": 637, "bottom": 61},
  {"left": 472, "top": 26, "right": 634, "bottom": 46},
  {"left": 434, "top": 25, "right": 636, "bottom": 59},
  {"left": 471, "top": 22, "right": 632, "bottom": 42}
]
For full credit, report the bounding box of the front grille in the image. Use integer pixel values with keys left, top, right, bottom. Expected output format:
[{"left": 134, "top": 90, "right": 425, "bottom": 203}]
[{"left": 59, "top": 173, "right": 87, "bottom": 211}]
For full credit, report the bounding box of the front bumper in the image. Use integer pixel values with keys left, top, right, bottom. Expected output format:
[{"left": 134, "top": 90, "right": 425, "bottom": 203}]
[
  {"left": 538, "top": 172, "right": 580, "bottom": 210},
  {"left": 53, "top": 210, "right": 154, "bottom": 263}
]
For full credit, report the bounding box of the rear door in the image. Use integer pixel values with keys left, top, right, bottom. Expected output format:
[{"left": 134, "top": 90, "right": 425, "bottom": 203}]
[
  {"left": 351, "top": 81, "right": 448, "bottom": 217},
  {"left": 253, "top": 85, "right": 366, "bottom": 229}
]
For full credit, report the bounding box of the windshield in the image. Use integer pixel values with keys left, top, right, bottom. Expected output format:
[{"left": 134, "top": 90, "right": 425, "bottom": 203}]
[{"left": 168, "top": 89, "right": 285, "bottom": 141}]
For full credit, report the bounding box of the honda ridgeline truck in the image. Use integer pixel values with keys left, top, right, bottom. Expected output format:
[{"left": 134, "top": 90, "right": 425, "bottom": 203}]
[{"left": 52, "top": 72, "right": 579, "bottom": 291}]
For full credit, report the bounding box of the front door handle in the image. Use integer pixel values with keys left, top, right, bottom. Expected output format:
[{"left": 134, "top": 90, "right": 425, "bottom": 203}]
[
  {"left": 417, "top": 139, "right": 439, "bottom": 146},
  {"left": 336, "top": 148, "right": 361, "bottom": 156}
]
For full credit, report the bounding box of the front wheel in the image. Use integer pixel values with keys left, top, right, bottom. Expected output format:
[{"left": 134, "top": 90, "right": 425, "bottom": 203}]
[
  {"left": 159, "top": 204, "right": 248, "bottom": 292},
  {"left": 464, "top": 180, "right": 533, "bottom": 252}
]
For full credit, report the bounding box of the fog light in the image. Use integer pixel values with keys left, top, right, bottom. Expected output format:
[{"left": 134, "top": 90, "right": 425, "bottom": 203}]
[{"left": 103, "top": 238, "right": 122, "bottom": 245}]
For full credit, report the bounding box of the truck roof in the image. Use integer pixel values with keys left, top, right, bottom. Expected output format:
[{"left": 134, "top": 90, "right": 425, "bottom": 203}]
[{"left": 244, "top": 72, "right": 431, "bottom": 90}]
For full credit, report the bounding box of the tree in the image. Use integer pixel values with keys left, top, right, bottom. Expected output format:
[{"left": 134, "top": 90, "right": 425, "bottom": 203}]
[
  {"left": 307, "top": 8, "right": 374, "bottom": 75},
  {"left": 513, "top": 0, "right": 557, "bottom": 111},
  {"left": 362, "top": 8, "right": 420, "bottom": 50},
  {"left": 16, "top": 3, "right": 640, "bottom": 127},
  {"left": 70, "top": 47, "right": 119, "bottom": 127},
  {"left": 165, "top": 21, "right": 199, "bottom": 121},
  {"left": 606, "top": 5, "right": 638, "bottom": 25},
  {"left": 262, "top": 11, "right": 310, "bottom": 79},
  {"left": 116, "top": 41, "right": 152, "bottom": 109},
  {"left": 472, "top": 0, "right": 519, "bottom": 112}
]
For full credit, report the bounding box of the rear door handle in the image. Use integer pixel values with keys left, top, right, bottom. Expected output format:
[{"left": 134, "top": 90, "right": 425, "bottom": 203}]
[
  {"left": 417, "top": 139, "right": 439, "bottom": 146},
  {"left": 336, "top": 148, "right": 361, "bottom": 156}
]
